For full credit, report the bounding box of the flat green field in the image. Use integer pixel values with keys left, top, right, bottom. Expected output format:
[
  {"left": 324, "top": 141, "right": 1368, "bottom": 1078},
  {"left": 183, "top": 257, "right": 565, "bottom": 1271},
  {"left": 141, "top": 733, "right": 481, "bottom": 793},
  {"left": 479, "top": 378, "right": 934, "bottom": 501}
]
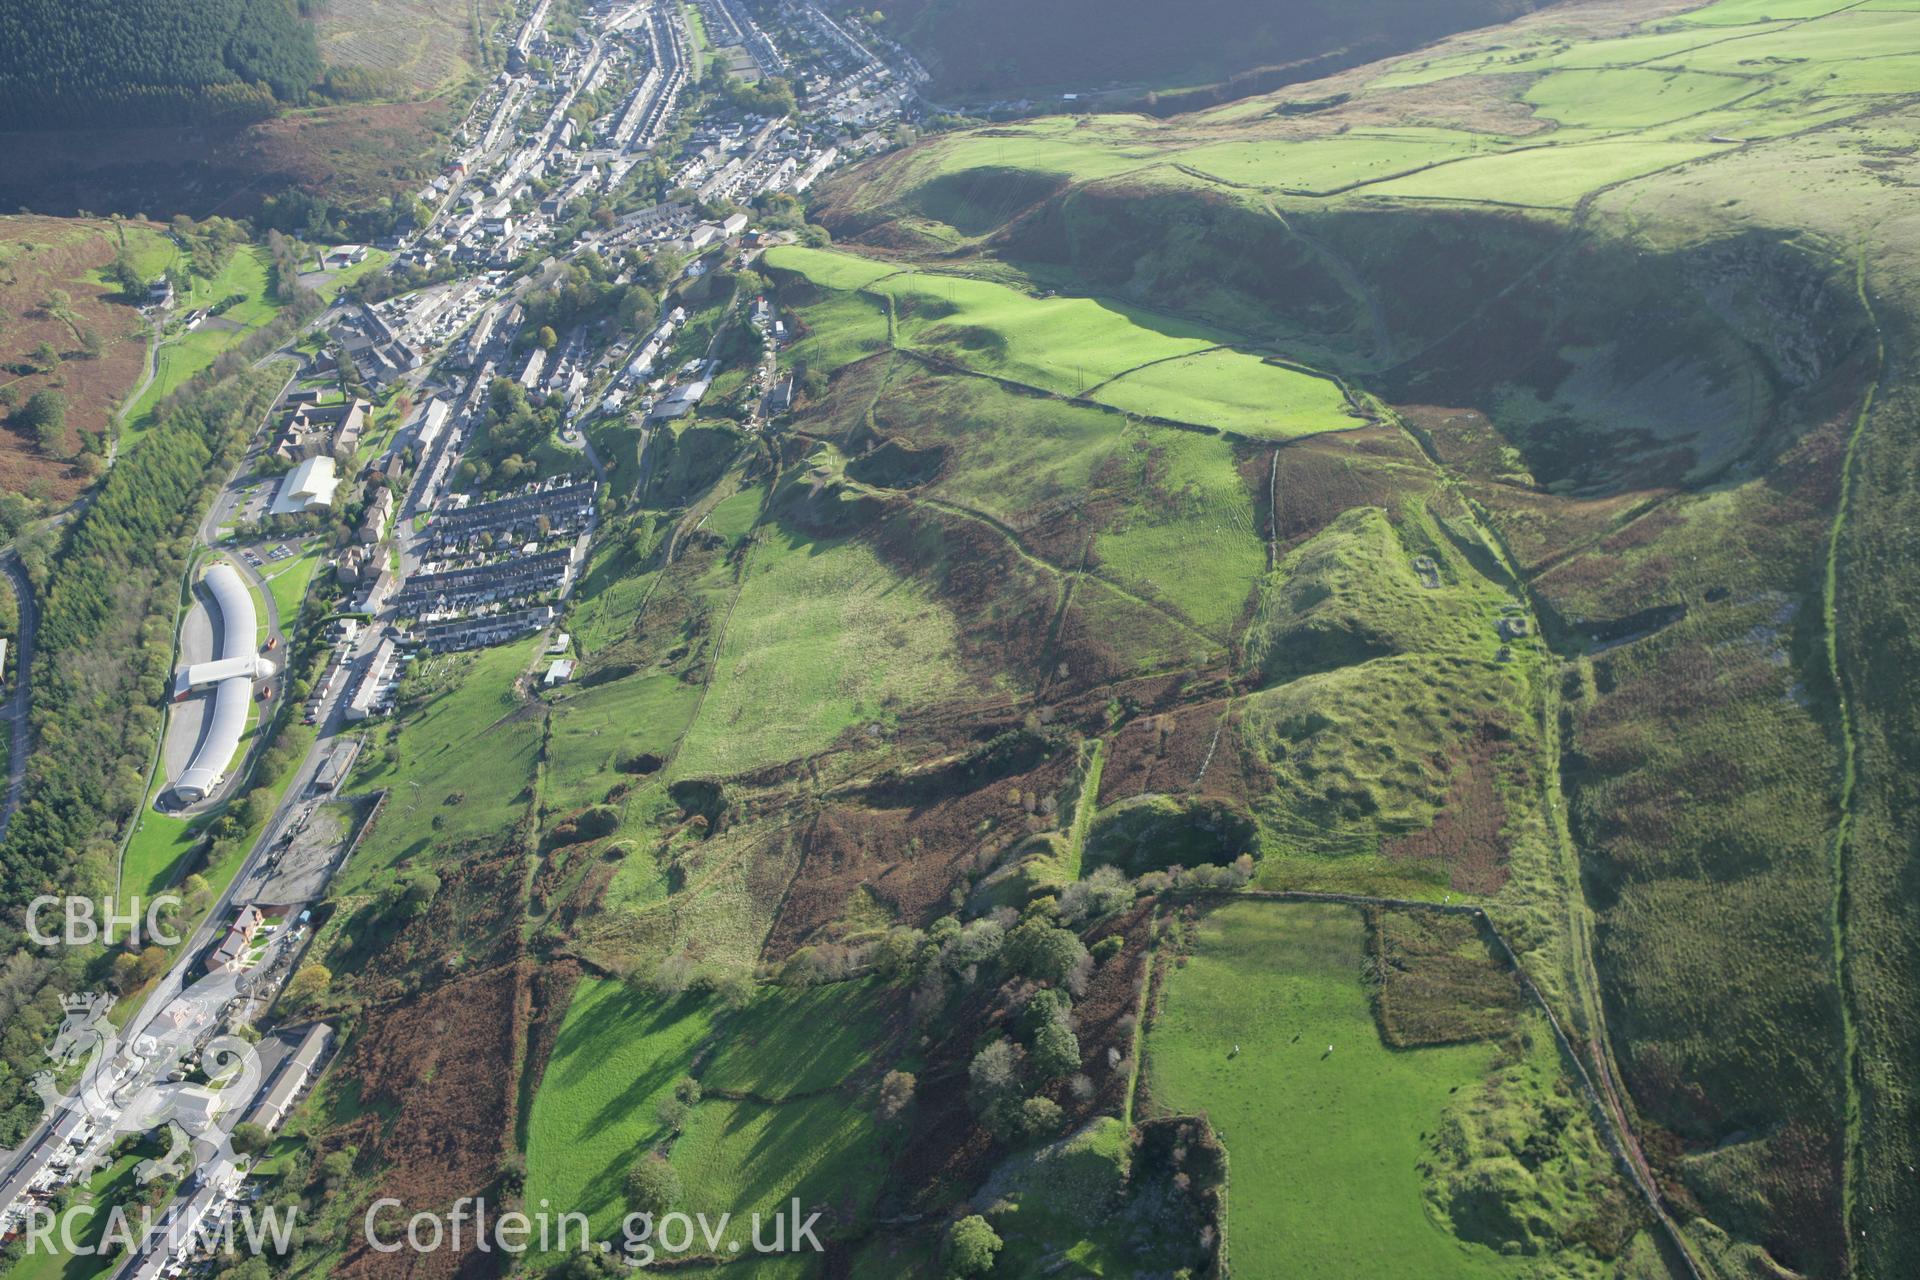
[
  {"left": 881, "top": 270, "right": 1219, "bottom": 395},
  {"left": 772, "top": 248, "right": 1214, "bottom": 390},
  {"left": 1669, "top": 8, "right": 1920, "bottom": 70},
  {"left": 672, "top": 529, "right": 977, "bottom": 778},
  {"left": 1521, "top": 68, "right": 1762, "bottom": 129},
  {"left": 1147, "top": 901, "right": 1507, "bottom": 1277},
  {"left": 525, "top": 977, "right": 892, "bottom": 1253},
  {"left": 121, "top": 806, "right": 204, "bottom": 901},
  {"left": 1677, "top": 0, "right": 1857, "bottom": 24},
  {"left": 764, "top": 245, "right": 899, "bottom": 293},
  {"left": 767, "top": 247, "right": 1356, "bottom": 440},
  {"left": 258, "top": 540, "right": 323, "bottom": 621},
  {"left": 524, "top": 979, "right": 715, "bottom": 1241},
  {"left": 1088, "top": 349, "right": 1354, "bottom": 439}
]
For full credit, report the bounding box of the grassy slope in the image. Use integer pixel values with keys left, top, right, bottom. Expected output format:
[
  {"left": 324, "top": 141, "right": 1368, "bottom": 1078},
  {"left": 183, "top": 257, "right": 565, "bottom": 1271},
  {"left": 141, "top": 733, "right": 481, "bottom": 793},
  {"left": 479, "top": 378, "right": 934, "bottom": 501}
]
[
  {"left": 834, "top": 0, "right": 1920, "bottom": 230},
  {"left": 524, "top": 978, "right": 715, "bottom": 1243},
  {"left": 669, "top": 1096, "right": 888, "bottom": 1227},
  {"left": 313, "top": 0, "right": 495, "bottom": 98},
  {"left": 544, "top": 671, "right": 703, "bottom": 812},
  {"left": 883, "top": 0, "right": 1550, "bottom": 100},
  {"left": 698, "top": 980, "right": 890, "bottom": 1099},
  {"left": 1090, "top": 423, "right": 1265, "bottom": 635},
  {"left": 120, "top": 248, "right": 281, "bottom": 449},
  {"left": 1833, "top": 380, "right": 1920, "bottom": 1280},
  {"left": 801, "top": 2, "right": 1920, "bottom": 1269},
  {"left": 0, "top": 217, "right": 162, "bottom": 502},
  {"left": 672, "top": 529, "right": 977, "bottom": 778},
  {"left": 525, "top": 977, "right": 894, "bottom": 1257},
  {"left": 341, "top": 637, "right": 543, "bottom": 893},
  {"left": 121, "top": 806, "right": 203, "bottom": 900}
]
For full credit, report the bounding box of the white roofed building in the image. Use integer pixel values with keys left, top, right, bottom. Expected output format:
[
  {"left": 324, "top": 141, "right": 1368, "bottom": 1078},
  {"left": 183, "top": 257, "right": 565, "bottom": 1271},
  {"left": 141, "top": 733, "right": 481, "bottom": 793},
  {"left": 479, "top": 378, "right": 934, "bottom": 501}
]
[
  {"left": 271, "top": 455, "right": 339, "bottom": 517},
  {"left": 520, "top": 347, "right": 548, "bottom": 390},
  {"left": 173, "top": 654, "right": 275, "bottom": 699},
  {"left": 416, "top": 398, "right": 452, "bottom": 452}
]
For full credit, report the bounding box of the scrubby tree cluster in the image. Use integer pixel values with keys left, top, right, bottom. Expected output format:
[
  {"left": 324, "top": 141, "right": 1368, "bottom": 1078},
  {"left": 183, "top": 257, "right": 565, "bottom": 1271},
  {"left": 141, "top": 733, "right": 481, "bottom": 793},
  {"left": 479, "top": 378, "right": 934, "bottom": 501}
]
[
  {"left": 625, "top": 1152, "right": 680, "bottom": 1218},
  {"left": 461, "top": 377, "right": 565, "bottom": 492},
  {"left": 0, "top": 361, "right": 283, "bottom": 1143},
  {"left": 946, "top": 1215, "right": 1001, "bottom": 1277},
  {"left": 11, "top": 390, "right": 68, "bottom": 455},
  {"left": 520, "top": 252, "right": 658, "bottom": 337},
  {"left": 263, "top": 230, "right": 320, "bottom": 311}
]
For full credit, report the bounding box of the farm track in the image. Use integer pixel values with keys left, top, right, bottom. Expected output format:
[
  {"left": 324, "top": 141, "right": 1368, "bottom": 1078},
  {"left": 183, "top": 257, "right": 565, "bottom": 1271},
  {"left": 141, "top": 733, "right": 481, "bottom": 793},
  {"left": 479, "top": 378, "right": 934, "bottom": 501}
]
[
  {"left": 1189, "top": 701, "right": 1231, "bottom": 787},
  {"left": 114, "top": 327, "right": 162, "bottom": 450},
  {"left": 1371, "top": 398, "right": 1710, "bottom": 1280},
  {"left": 1120, "top": 910, "right": 1158, "bottom": 1129},
  {"left": 1514, "top": 488, "right": 1678, "bottom": 583},
  {"left": 1032, "top": 570, "right": 1078, "bottom": 700},
  {"left": 1819, "top": 248, "right": 1882, "bottom": 1277},
  {"left": 846, "top": 479, "right": 1225, "bottom": 651},
  {"left": 1265, "top": 447, "right": 1280, "bottom": 571},
  {"left": 639, "top": 461, "right": 767, "bottom": 785},
  {"left": 1260, "top": 198, "right": 1396, "bottom": 369}
]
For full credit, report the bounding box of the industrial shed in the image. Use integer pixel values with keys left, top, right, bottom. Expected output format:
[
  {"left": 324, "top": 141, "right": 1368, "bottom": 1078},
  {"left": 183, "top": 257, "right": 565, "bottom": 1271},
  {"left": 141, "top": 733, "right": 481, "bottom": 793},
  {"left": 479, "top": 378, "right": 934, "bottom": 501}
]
[
  {"left": 244, "top": 1023, "right": 335, "bottom": 1134},
  {"left": 270, "top": 454, "right": 339, "bottom": 517}
]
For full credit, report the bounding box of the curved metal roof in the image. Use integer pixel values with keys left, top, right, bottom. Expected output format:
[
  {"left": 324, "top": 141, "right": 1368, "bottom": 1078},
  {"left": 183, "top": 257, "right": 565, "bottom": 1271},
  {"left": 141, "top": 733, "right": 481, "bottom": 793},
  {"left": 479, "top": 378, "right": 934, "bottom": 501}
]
[
  {"left": 204, "top": 563, "right": 257, "bottom": 663},
  {"left": 172, "top": 563, "right": 262, "bottom": 802},
  {"left": 175, "top": 677, "right": 251, "bottom": 801}
]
